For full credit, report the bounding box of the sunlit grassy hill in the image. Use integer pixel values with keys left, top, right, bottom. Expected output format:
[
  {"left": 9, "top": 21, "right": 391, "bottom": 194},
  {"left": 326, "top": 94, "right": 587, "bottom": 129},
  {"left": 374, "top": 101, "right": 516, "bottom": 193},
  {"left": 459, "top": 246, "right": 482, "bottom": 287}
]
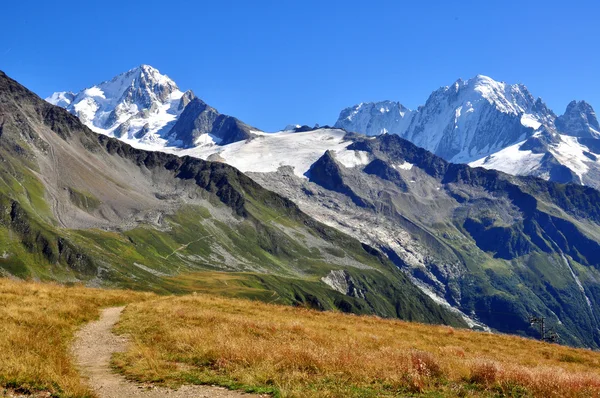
[
  {"left": 115, "top": 294, "right": 600, "bottom": 397},
  {"left": 3, "top": 278, "right": 600, "bottom": 398},
  {"left": 0, "top": 278, "right": 152, "bottom": 397}
]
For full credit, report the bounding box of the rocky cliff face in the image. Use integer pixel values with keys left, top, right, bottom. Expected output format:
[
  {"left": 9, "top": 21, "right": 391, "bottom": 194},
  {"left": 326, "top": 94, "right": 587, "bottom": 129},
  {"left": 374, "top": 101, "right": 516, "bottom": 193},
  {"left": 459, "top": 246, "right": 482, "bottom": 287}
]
[{"left": 556, "top": 100, "right": 600, "bottom": 138}]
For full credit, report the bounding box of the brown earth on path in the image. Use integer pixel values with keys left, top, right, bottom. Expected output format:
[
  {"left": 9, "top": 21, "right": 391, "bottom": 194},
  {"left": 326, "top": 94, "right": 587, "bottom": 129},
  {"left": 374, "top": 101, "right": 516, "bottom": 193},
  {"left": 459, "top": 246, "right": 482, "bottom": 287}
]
[{"left": 72, "top": 306, "right": 261, "bottom": 398}]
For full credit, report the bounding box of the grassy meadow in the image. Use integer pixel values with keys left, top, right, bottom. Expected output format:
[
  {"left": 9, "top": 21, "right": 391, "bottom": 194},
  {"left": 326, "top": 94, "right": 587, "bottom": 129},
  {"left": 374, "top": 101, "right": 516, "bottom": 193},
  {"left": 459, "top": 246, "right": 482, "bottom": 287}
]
[
  {"left": 0, "top": 278, "right": 153, "bottom": 397},
  {"left": 3, "top": 276, "right": 600, "bottom": 397},
  {"left": 114, "top": 294, "right": 600, "bottom": 398}
]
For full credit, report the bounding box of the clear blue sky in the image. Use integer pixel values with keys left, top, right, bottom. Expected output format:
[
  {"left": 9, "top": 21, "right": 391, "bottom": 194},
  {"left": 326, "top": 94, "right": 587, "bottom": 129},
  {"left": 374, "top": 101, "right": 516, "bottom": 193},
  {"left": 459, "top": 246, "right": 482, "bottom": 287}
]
[{"left": 2, "top": 0, "right": 598, "bottom": 132}]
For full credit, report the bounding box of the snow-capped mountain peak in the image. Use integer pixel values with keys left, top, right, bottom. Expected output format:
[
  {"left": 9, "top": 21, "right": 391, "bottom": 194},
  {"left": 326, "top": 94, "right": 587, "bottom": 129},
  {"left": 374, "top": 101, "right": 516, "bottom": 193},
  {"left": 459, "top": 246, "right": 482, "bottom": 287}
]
[
  {"left": 456, "top": 75, "right": 535, "bottom": 115},
  {"left": 556, "top": 100, "right": 600, "bottom": 138},
  {"left": 46, "top": 65, "right": 185, "bottom": 145},
  {"left": 398, "top": 75, "right": 553, "bottom": 162},
  {"left": 335, "top": 75, "right": 566, "bottom": 165},
  {"left": 46, "top": 91, "right": 76, "bottom": 108},
  {"left": 47, "top": 65, "right": 259, "bottom": 153}
]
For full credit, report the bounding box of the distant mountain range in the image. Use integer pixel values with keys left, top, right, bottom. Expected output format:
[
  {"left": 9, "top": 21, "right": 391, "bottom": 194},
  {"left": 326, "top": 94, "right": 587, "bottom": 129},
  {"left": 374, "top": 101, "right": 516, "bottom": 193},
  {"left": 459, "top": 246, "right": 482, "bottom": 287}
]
[
  {"left": 44, "top": 66, "right": 600, "bottom": 347},
  {"left": 49, "top": 70, "right": 600, "bottom": 191},
  {"left": 335, "top": 75, "right": 600, "bottom": 189}
]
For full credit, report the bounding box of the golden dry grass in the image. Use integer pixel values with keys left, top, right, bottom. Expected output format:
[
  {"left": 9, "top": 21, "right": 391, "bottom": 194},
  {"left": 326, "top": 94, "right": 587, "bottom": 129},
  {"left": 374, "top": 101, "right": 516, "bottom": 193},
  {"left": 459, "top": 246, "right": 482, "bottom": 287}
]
[
  {"left": 0, "top": 278, "right": 152, "bottom": 397},
  {"left": 116, "top": 294, "right": 600, "bottom": 398}
]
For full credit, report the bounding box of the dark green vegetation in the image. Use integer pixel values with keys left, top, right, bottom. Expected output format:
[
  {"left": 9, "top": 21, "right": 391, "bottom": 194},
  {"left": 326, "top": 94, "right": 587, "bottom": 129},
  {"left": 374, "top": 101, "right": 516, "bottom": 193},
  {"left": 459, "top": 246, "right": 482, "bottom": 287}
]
[
  {"left": 297, "top": 132, "right": 600, "bottom": 347},
  {"left": 0, "top": 71, "right": 463, "bottom": 327}
]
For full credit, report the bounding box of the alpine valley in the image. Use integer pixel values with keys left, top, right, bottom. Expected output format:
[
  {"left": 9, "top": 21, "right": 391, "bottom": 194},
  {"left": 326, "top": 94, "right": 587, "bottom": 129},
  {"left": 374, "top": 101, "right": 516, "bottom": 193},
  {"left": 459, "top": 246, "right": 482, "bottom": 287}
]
[{"left": 9, "top": 64, "right": 595, "bottom": 348}]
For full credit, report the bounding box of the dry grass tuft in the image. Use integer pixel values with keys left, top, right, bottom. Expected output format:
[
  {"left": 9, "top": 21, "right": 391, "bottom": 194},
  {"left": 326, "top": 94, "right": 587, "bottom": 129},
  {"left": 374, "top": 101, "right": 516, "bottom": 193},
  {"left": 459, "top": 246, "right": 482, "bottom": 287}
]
[
  {"left": 114, "top": 294, "right": 600, "bottom": 397},
  {"left": 0, "top": 278, "right": 152, "bottom": 397},
  {"left": 469, "top": 359, "right": 499, "bottom": 385},
  {"left": 411, "top": 350, "right": 443, "bottom": 378}
]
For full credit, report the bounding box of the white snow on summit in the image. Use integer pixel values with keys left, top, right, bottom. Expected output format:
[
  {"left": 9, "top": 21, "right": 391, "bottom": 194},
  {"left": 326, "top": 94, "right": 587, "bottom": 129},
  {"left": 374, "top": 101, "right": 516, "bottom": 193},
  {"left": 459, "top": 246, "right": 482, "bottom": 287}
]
[
  {"left": 335, "top": 75, "right": 553, "bottom": 164},
  {"left": 467, "top": 75, "right": 533, "bottom": 114},
  {"left": 46, "top": 65, "right": 185, "bottom": 147},
  {"left": 335, "top": 100, "right": 413, "bottom": 137},
  {"left": 404, "top": 75, "right": 549, "bottom": 163},
  {"left": 46, "top": 91, "right": 75, "bottom": 108}
]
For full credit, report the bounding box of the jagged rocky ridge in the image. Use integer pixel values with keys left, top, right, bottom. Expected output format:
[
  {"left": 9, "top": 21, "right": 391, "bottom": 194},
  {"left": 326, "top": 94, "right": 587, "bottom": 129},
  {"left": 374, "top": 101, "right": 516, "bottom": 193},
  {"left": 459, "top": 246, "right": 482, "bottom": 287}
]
[
  {"left": 168, "top": 97, "right": 254, "bottom": 147},
  {"left": 1, "top": 70, "right": 465, "bottom": 326},
  {"left": 335, "top": 75, "right": 600, "bottom": 190}
]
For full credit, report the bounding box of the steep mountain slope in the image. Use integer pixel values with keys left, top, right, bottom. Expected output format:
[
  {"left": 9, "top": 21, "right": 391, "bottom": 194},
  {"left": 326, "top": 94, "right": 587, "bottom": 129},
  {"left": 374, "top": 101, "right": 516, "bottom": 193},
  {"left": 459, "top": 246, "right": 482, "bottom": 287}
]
[
  {"left": 335, "top": 75, "right": 600, "bottom": 190},
  {"left": 1, "top": 70, "right": 463, "bottom": 326}
]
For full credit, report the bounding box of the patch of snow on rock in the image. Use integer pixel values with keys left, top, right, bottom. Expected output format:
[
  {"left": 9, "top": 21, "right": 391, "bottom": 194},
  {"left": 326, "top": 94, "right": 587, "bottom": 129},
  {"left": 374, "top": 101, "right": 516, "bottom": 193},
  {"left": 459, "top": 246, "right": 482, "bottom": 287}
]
[
  {"left": 521, "top": 114, "right": 542, "bottom": 129},
  {"left": 394, "top": 161, "right": 414, "bottom": 170},
  {"left": 470, "top": 141, "right": 545, "bottom": 176},
  {"left": 334, "top": 149, "right": 371, "bottom": 168}
]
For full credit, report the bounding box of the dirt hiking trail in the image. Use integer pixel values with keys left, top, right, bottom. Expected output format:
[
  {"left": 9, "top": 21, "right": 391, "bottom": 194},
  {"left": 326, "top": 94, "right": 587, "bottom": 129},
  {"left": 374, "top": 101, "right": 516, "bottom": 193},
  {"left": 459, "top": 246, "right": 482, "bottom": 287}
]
[{"left": 72, "top": 306, "right": 259, "bottom": 398}]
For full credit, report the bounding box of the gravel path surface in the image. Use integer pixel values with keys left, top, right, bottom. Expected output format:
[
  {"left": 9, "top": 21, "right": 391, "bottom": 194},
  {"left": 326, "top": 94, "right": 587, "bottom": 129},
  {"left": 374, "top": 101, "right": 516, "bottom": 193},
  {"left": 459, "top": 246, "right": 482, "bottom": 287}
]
[{"left": 72, "top": 306, "right": 258, "bottom": 398}]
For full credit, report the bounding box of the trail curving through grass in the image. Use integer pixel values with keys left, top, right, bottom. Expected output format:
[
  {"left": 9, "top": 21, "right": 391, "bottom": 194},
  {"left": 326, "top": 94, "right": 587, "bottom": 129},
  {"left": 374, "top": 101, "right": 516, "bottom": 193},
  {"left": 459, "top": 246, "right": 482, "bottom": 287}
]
[{"left": 72, "top": 306, "right": 256, "bottom": 398}]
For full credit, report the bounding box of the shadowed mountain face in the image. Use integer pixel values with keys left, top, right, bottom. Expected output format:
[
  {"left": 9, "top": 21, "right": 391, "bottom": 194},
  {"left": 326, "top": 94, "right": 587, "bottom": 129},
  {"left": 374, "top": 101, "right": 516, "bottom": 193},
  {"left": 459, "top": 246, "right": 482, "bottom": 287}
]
[{"left": 0, "top": 70, "right": 465, "bottom": 327}]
